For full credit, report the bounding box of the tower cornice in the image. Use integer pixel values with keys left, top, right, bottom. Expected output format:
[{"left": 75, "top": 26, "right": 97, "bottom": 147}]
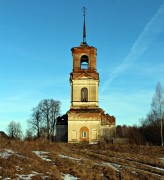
[{"left": 71, "top": 46, "right": 97, "bottom": 51}]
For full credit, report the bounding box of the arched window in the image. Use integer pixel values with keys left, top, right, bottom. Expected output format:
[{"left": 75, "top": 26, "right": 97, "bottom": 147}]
[
  {"left": 81, "top": 55, "right": 88, "bottom": 69},
  {"left": 80, "top": 126, "right": 89, "bottom": 142},
  {"left": 81, "top": 88, "right": 88, "bottom": 102}
]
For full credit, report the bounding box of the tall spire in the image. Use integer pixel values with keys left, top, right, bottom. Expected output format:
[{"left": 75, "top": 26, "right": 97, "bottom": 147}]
[{"left": 81, "top": 7, "right": 87, "bottom": 46}]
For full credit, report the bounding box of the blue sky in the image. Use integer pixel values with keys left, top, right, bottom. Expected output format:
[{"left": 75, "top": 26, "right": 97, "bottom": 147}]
[{"left": 0, "top": 0, "right": 164, "bottom": 133}]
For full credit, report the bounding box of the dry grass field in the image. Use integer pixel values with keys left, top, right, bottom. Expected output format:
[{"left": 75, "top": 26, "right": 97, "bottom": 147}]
[{"left": 0, "top": 140, "right": 164, "bottom": 180}]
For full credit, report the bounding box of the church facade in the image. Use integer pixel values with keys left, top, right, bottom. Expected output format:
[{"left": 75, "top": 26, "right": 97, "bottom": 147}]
[{"left": 67, "top": 8, "right": 116, "bottom": 143}]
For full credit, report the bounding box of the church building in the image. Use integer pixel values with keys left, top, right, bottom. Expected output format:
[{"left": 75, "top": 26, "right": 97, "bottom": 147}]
[{"left": 67, "top": 8, "right": 116, "bottom": 143}]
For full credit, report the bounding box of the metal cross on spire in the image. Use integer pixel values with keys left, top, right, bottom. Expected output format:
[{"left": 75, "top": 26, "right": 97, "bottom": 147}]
[
  {"left": 82, "top": 6, "right": 87, "bottom": 45},
  {"left": 83, "top": 6, "right": 86, "bottom": 16}
]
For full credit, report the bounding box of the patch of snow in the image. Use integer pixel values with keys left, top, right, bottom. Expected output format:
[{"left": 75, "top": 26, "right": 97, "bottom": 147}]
[
  {"left": 33, "top": 151, "right": 52, "bottom": 162},
  {"left": 58, "top": 154, "right": 81, "bottom": 162},
  {"left": 94, "top": 162, "right": 120, "bottom": 172},
  {"left": 0, "top": 149, "right": 14, "bottom": 159},
  {"left": 0, "top": 149, "right": 26, "bottom": 160},
  {"left": 131, "top": 171, "right": 138, "bottom": 175},
  {"left": 16, "top": 152, "right": 27, "bottom": 159},
  {"left": 159, "top": 157, "right": 164, "bottom": 162},
  {"left": 109, "top": 162, "right": 121, "bottom": 169},
  {"left": 16, "top": 172, "right": 39, "bottom": 180},
  {"left": 145, "top": 164, "right": 164, "bottom": 172},
  {"left": 122, "top": 164, "right": 162, "bottom": 178},
  {"left": 15, "top": 166, "right": 24, "bottom": 171},
  {"left": 16, "top": 171, "right": 50, "bottom": 180},
  {"left": 16, "top": 173, "right": 34, "bottom": 180},
  {"left": 89, "top": 142, "right": 98, "bottom": 144},
  {"left": 62, "top": 173, "right": 78, "bottom": 180},
  {"left": 42, "top": 175, "right": 51, "bottom": 179}
]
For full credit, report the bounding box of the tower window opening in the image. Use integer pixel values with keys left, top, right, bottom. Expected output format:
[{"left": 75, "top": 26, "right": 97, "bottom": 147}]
[
  {"left": 81, "top": 55, "right": 88, "bottom": 69},
  {"left": 81, "top": 87, "right": 88, "bottom": 102}
]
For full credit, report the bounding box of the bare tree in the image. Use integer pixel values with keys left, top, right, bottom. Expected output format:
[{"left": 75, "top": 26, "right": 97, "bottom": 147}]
[
  {"left": 116, "top": 125, "right": 123, "bottom": 138},
  {"left": 7, "top": 121, "right": 22, "bottom": 139},
  {"left": 39, "top": 99, "right": 60, "bottom": 141},
  {"left": 27, "top": 107, "right": 43, "bottom": 138},
  {"left": 25, "top": 129, "right": 34, "bottom": 141},
  {"left": 141, "top": 83, "right": 164, "bottom": 145},
  {"left": 141, "top": 114, "right": 160, "bottom": 145},
  {"left": 151, "top": 82, "right": 164, "bottom": 146},
  {"left": 49, "top": 99, "right": 61, "bottom": 140},
  {"left": 28, "top": 99, "right": 61, "bottom": 141}
]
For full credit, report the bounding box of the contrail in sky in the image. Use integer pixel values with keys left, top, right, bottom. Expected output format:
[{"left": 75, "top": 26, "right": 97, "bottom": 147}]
[{"left": 100, "top": 3, "right": 164, "bottom": 94}]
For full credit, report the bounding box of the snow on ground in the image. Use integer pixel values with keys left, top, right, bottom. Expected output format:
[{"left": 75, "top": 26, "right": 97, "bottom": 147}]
[
  {"left": 58, "top": 154, "right": 121, "bottom": 178},
  {"left": 33, "top": 151, "right": 52, "bottom": 162},
  {"left": 58, "top": 154, "right": 84, "bottom": 178},
  {"left": 94, "top": 162, "right": 121, "bottom": 172},
  {"left": 159, "top": 157, "right": 164, "bottom": 163},
  {"left": 16, "top": 172, "right": 38, "bottom": 180},
  {"left": 0, "top": 150, "right": 51, "bottom": 179},
  {"left": 145, "top": 164, "right": 164, "bottom": 172},
  {"left": 16, "top": 171, "right": 50, "bottom": 180},
  {"left": 58, "top": 154, "right": 81, "bottom": 162},
  {"left": 0, "top": 149, "right": 14, "bottom": 159},
  {"left": 0, "top": 149, "right": 26, "bottom": 159},
  {"left": 102, "top": 162, "right": 121, "bottom": 172},
  {"left": 33, "top": 151, "right": 80, "bottom": 179},
  {"left": 131, "top": 171, "right": 138, "bottom": 175},
  {"left": 35, "top": 152, "right": 80, "bottom": 179},
  {"left": 15, "top": 166, "right": 24, "bottom": 171},
  {"left": 62, "top": 173, "right": 79, "bottom": 180},
  {"left": 2, "top": 149, "right": 162, "bottom": 179}
]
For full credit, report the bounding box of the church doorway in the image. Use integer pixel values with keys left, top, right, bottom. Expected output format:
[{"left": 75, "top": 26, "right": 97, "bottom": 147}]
[{"left": 80, "top": 126, "right": 89, "bottom": 142}]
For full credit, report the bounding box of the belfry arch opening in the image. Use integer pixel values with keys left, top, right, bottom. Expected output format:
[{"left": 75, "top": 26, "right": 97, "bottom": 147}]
[
  {"left": 80, "top": 55, "right": 89, "bottom": 69},
  {"left": 81, "top": 87, "right": 88, "bottom": 102}
]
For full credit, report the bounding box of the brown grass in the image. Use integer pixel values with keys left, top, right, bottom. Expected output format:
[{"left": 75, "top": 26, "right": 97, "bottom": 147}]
[{"left": 0, "top": 140, "right": 164, "bottom": 179}]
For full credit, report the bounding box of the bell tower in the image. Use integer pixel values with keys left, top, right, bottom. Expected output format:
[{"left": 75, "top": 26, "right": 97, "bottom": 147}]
[
  {"left": 67, "top": 7, "right": 116, "bottom": 143},
  {"left": 70, "top": 46, "right": 99, "bottom": 109},
  {"left": 70, "top": 7, "right": 99, "bottom": 109}
]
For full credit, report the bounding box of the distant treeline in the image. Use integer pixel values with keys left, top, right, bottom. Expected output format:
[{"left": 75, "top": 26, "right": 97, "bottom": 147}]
[{"left": 116, "top": 82, "right": 164, "bottom": 146}]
